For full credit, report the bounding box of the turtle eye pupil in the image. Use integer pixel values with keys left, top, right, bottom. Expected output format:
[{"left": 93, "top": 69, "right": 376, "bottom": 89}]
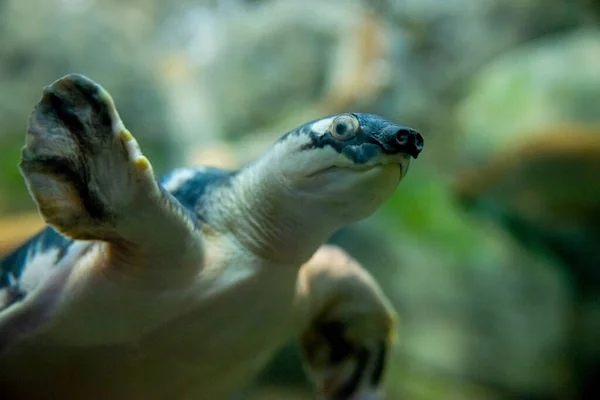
[{"left": 335, "top": 123, "right": 348, "bottom": 136}]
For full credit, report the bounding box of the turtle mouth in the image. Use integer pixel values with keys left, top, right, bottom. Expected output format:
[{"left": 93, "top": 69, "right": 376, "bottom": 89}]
[{"left": 308, "top": 157, "right": 407, "bottom": 178}]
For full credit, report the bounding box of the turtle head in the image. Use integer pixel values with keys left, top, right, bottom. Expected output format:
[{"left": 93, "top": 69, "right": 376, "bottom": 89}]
[
  {"left": 271, "top": 113, "right": 423, "bottom": 221},
  {"left": 214, "top": 113, "right": 423, "bottom": 264}
]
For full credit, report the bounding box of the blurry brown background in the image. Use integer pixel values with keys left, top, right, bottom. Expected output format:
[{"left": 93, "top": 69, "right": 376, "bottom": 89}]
[{"left": 1, "top": 0, "right": 600, "bottom": 399}]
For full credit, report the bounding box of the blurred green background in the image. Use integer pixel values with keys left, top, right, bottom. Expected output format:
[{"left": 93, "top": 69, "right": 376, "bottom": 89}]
[{"left": 1, "top": 0, "right": 600, "bottom": 399}]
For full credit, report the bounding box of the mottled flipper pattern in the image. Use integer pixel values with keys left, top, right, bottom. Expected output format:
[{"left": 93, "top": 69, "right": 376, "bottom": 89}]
[
  {"left": 20, "top": 74, "right": 161, "bottom": 241},
  {"left": 0, "top": 227, "right": 73, "bottom": 311},
  {"left": 296, "top": 245, "right": 397, "bottom": 400}
]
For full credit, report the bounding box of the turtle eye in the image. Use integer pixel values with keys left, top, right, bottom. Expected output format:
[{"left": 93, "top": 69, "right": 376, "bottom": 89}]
[{"left": 330, "top": 114, "right": 359, "bottom": 141}]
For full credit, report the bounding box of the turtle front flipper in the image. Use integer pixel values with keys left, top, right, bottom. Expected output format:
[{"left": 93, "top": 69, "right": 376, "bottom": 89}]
[
  {"left": 20, "top": 74, "right": 204, "bottom": 282},
  {"left": 295, "top": 245, "right": 397, "bottom": 400}
]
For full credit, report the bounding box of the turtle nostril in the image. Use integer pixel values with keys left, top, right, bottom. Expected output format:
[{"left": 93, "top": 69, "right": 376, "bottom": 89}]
[
  {"left": 395, "top": 128, "right": 413, "bottom": 146},
  {"left": 414, "top": 131, "right": 424, "bottom": 151},
  {"left": 394, "top": 127, "right": 423, "bottom": 158}
]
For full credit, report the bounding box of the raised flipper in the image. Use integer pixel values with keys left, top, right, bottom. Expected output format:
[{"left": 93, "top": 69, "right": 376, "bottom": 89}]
[
  {"left": 295, "top": 245, "right": 397, "bottom": 400},
  {"left": 19, "top": 74, "right": 204, "bottom": 285}
]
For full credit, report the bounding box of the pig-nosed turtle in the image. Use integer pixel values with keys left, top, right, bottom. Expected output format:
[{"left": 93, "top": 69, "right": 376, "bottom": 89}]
[{"left": 0, "top": 74, "right": 423, "bottom": 399}]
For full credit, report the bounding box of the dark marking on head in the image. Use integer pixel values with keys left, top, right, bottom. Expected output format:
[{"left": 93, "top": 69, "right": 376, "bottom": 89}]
[
  {"left": 341, "top": 143, "right": 382, "bottom": 164},
  {"left": 281, "top": 113, "right": 423, "bottom": 163}
]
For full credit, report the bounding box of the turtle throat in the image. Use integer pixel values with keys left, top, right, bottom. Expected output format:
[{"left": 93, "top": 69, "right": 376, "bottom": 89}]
[{"left": 206, "top": 159, "right": 341, "bottom": 266}]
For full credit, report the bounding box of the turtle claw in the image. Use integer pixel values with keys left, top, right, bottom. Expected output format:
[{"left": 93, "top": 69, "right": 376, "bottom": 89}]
[
  {"left": 119, "top": 128, "right": 156, "bottom": 184},
  {"left": 20, "top": 74, "right": 160, "bottom": 240}
]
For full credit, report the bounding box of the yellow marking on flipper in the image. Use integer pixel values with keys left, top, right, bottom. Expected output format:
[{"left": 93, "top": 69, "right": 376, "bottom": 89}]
[
  {"left": 119, "top": 129, "right": 134, "bottom": 142},
  {"left": 135, "top": 156, "right": 151, "bottom": 171}
]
